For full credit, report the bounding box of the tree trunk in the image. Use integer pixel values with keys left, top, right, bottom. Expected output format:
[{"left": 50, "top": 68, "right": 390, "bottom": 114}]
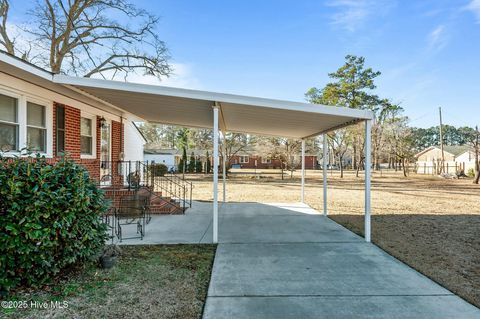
[
  {"left": 353, "top": 143, "right": 357, "bottom": 170},
  {"left": 339, "top": 157, "right": 344, "bottom": 178},
  {"left": 355, "top": 158, "right": 363, "bottom": 178},
  {"left": 402, "top": 158, "right": 407, "bottom": 177},
  {"left": 474, "top": 158, "right": 480, "bottom": 184}
]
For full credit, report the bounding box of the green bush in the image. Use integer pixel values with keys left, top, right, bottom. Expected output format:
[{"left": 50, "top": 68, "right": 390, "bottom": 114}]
[
  {"left": 467, "top": 168, "right": 475, "bottom": 177},
  {"left": 150, "top": 163, "right": 168, "bottom": 176},
  {"left": 0, "top": 155, "right": 108, "bottom": 292},
  {"left": 188, "top": 152, "right": 196, "bottom": 173},
  {"left": 195, "top": 160, "right": 203, "bottom": 173}
]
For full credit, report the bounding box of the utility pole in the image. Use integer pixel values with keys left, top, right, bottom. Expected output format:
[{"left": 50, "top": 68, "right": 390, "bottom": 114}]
[{"left": 439, "top": 107, "right": 445, "bottom": 174}]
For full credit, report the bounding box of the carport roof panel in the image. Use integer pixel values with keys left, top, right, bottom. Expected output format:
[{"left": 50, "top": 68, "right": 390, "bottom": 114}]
[{"left": 53, "top": 75, "right": 373, "bottom": 138}]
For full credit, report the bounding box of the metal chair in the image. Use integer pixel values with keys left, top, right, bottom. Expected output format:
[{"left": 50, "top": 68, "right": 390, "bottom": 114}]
[{"left": 115, "top": 195, "right": 147, "bottom": 242}]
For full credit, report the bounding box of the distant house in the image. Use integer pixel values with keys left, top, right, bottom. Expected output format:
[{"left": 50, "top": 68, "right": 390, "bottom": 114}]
[
  {"left": 144, "top": 148, "right": 321, "bottom": 171},
  {"left": 144, "top": 149, "right": 177, "bottom": 170},
  {"left": 228, "top": 154, "right": 319, "bottom": 170},
  {"left": 144, "top": 149, "right": 210, "bottom": 172},
  {"left": 415, "top": 145, "right": 475, "bottom": 174}
]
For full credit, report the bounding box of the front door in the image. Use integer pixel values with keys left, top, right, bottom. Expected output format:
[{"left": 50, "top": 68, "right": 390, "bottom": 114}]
[{"left": 100, "top": 122, "right": 111, "bottom": 185}]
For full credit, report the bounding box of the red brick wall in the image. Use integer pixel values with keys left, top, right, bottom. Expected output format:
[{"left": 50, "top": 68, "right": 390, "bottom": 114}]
[
  {"left": 52, "top": 102, "right": 124, "bottom": 184},
  {"left": 228, "top": 155, "right": 318, "bottom": 169}
]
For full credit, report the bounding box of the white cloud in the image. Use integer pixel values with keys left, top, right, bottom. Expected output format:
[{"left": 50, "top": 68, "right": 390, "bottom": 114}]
[
  {"left": 326, "top": 0, "right": 395, "bottom": 32},
  {"left": 465, "top": 0, "right": 480, "bottom": 23},
  {"left": 428, "top": 25, "right": 448, "bottom": 51}
]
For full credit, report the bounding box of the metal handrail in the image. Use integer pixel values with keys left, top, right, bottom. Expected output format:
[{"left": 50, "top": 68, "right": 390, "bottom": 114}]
[
  {"left": 96, "top": 160, "right": 193, "bottom": 212},
  {"left": 138, "top": 161, "right": 193, "bottom": 210}
]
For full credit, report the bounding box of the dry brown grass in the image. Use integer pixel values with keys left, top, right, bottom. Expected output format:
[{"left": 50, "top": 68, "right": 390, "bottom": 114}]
[
  {"left": 188, "top": 169, "right": 480, "bottom": 307},
  {"left": 3, "top": 245, "right": 216, "bottom": 319}
]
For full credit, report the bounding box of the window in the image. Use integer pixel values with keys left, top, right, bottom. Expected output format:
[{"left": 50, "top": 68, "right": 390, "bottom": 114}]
[
  {"left": 0, "top": 93, "right": 18, "bottom": 151},
  {"left": 80, "top": 117, "right": 93, "bottom": 155},
  {"left": 56, "top": 105, "right": 65, "bottom": 153},
  {"left": 27, "top": 102, "right": 47, "bottom": 152},
  {"left": 239, "top": 155, "right": 249, "bottom": 164},
  {"left": 261, "top": 157, "right": 271, "bottom": 164}
]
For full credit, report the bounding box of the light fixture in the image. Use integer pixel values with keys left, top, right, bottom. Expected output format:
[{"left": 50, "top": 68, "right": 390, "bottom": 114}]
[{"left": 99, "top": 117, "right": 107, "bottom": 128}]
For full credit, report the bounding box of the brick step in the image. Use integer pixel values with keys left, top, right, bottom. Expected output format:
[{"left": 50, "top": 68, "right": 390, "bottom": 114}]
[{"left": 148, "top": 194, "right": 184, "bottom": 215}]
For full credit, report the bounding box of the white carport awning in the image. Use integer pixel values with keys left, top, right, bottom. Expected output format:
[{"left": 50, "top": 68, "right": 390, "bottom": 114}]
[{"left": 53, "top": 75, "right": 373, "bottom": 138}]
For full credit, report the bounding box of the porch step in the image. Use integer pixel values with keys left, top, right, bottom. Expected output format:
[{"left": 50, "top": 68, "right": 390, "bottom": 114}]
[
  {"left": 143, "top": 189, "right": 185, "bottom": 215},
  {"left": 104, "top": 186, "right": 185, "bottom": 215}
]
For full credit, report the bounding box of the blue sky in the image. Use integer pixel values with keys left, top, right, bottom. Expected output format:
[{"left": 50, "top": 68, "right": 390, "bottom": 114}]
[{"left": 7, "top": 0, "right": 480, "bottom": 128}]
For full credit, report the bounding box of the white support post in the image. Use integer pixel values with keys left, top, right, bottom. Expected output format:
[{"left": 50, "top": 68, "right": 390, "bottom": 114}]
[
  {"left": 222, "top": 132, "right": 226, "bottom": 203},
  {"left": 213, "top": 106, "right": 219, "bottom": 243},
  {"left": 365, "top": 119, "right": 372, "bottom": 243},
  {"left": 323, "top": 134, "right": 328, "bottom": 216},
  {"left": 301, "top": 139, "right": 306, "bottom": 203}
]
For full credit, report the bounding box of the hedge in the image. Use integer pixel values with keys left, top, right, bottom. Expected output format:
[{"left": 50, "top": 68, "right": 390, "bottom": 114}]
[{"left": 0, "top": 155, "right": 108, "bottom": 292}]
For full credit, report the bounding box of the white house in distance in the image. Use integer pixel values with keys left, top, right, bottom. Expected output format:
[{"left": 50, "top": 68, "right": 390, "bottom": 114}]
[
  {"left": 415, "top": 145, "right": 476, "bottom": 174},
  {"left": 144, "top": 149, "right": 177, "bottom": 170}
]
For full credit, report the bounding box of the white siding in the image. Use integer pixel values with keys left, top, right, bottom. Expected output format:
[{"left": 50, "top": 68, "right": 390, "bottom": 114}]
[
  {"left": 144, "top": 153, "right": 176, "bottom": 169},
  {"left": 123, "top": 121, "right": 145, "bottom": 162}
]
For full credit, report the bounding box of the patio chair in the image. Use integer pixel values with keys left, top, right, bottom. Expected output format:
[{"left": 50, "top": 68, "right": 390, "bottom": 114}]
[
  {"left": 115, "top": 195, "right": 148, "bottom": 242},
  {"left": 136, "top": 187, "right": 153, "bottom": 224}
]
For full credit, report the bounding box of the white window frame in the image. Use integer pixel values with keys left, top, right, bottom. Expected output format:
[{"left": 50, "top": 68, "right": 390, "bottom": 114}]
[
  {"left": 26, "top": 100, "right": 48, "bottom": 154},
  {"left": 80, "top": 112, "right": 97, "bottom": 159},
  {"left": 239, "top": 155, "right": 249, "bottom": 164},
  {"left": 261, "top": 157, "right": 272, "bottom": 164},
  {"left": 0, "top": 89, "right": 20, "bottom": 152},
  {"left": 0, "top": 87, "right": 53, "bottom": 157}
]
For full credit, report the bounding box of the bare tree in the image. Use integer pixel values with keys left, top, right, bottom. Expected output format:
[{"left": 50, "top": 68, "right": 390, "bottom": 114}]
[
  {"left": 220, "top": 133, "right": 256, "bottom": 175},
  {"left": 326, "top": 130, "right": 350, "bottom": 178},
  {"left": 384, "top": 116, "right": 414, "bottom": 177},
  {"left": 0, "top": 0, "right": 171, "bottom": 79},
  {"left": 0, "top": 0, "right": 14, "bottom": 54}
]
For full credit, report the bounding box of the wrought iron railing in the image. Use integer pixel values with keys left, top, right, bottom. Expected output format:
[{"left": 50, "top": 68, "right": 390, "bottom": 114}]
[{"left": 95, "top": 160, "right": 193, "bottom": 212}]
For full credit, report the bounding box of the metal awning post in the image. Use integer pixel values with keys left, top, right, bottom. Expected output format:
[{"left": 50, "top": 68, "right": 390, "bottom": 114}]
[
  {"left": 365, "top": 119, "right": 372, "bottom": 243},
  {"left": 222, "top": 132, "right": 226, "bottom": 203},
  {"left": 301, "top": 139, "right": 306, "bottom": 203},
  {"left": 213, "top": 106, "right": 219, "bottom": 243},
  {"left": 323, "top": 134, "right": 328, "bottom": 216}
]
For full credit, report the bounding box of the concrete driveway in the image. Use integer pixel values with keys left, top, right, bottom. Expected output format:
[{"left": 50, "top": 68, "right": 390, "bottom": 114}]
[
  {"left": 201, "top": 202, "right": 480, "bottom": 319},
  {"left": 117, "top": 201, "right": 479, "bottom": 318}
]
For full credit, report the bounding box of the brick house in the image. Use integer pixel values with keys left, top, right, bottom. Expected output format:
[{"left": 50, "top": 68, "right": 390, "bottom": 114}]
[
  {"left": 0, "top": 53, "right": 146, "bottom": 184},
  {"left": 144, "top": 148, "right": 320, "bottom": 171},
  {"left": 228, "top": 154, "right": 319, "bottom": 170}
]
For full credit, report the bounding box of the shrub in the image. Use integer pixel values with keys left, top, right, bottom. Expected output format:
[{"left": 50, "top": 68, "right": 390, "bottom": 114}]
[
  {"left": 150, "top": 163, "right": 168, "bottom": 176},
  {"left": 0, "top": 155, "right": 108, "bottom": 292},
  {"left": 467, "top": 168, "right": 475, "bottom": 178},
  {"left": 195, "top": 160, "right": 203, "bottom": 173},
  {"left": 188, "top": 152, "right": 196, "bottom": 173}
]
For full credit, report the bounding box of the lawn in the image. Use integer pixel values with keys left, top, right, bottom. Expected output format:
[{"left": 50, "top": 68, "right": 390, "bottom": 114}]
[
  {"left": 189, "top": 169, "right": 480, "bottom": 308},
  {"left": 2, "top": 245, "right": 216, "bottom": 319}
]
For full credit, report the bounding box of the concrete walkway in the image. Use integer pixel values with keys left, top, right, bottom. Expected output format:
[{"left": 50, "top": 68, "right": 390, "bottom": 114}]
[{"left": 117, "top": 201, "right": 480, "bottom": 318}]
